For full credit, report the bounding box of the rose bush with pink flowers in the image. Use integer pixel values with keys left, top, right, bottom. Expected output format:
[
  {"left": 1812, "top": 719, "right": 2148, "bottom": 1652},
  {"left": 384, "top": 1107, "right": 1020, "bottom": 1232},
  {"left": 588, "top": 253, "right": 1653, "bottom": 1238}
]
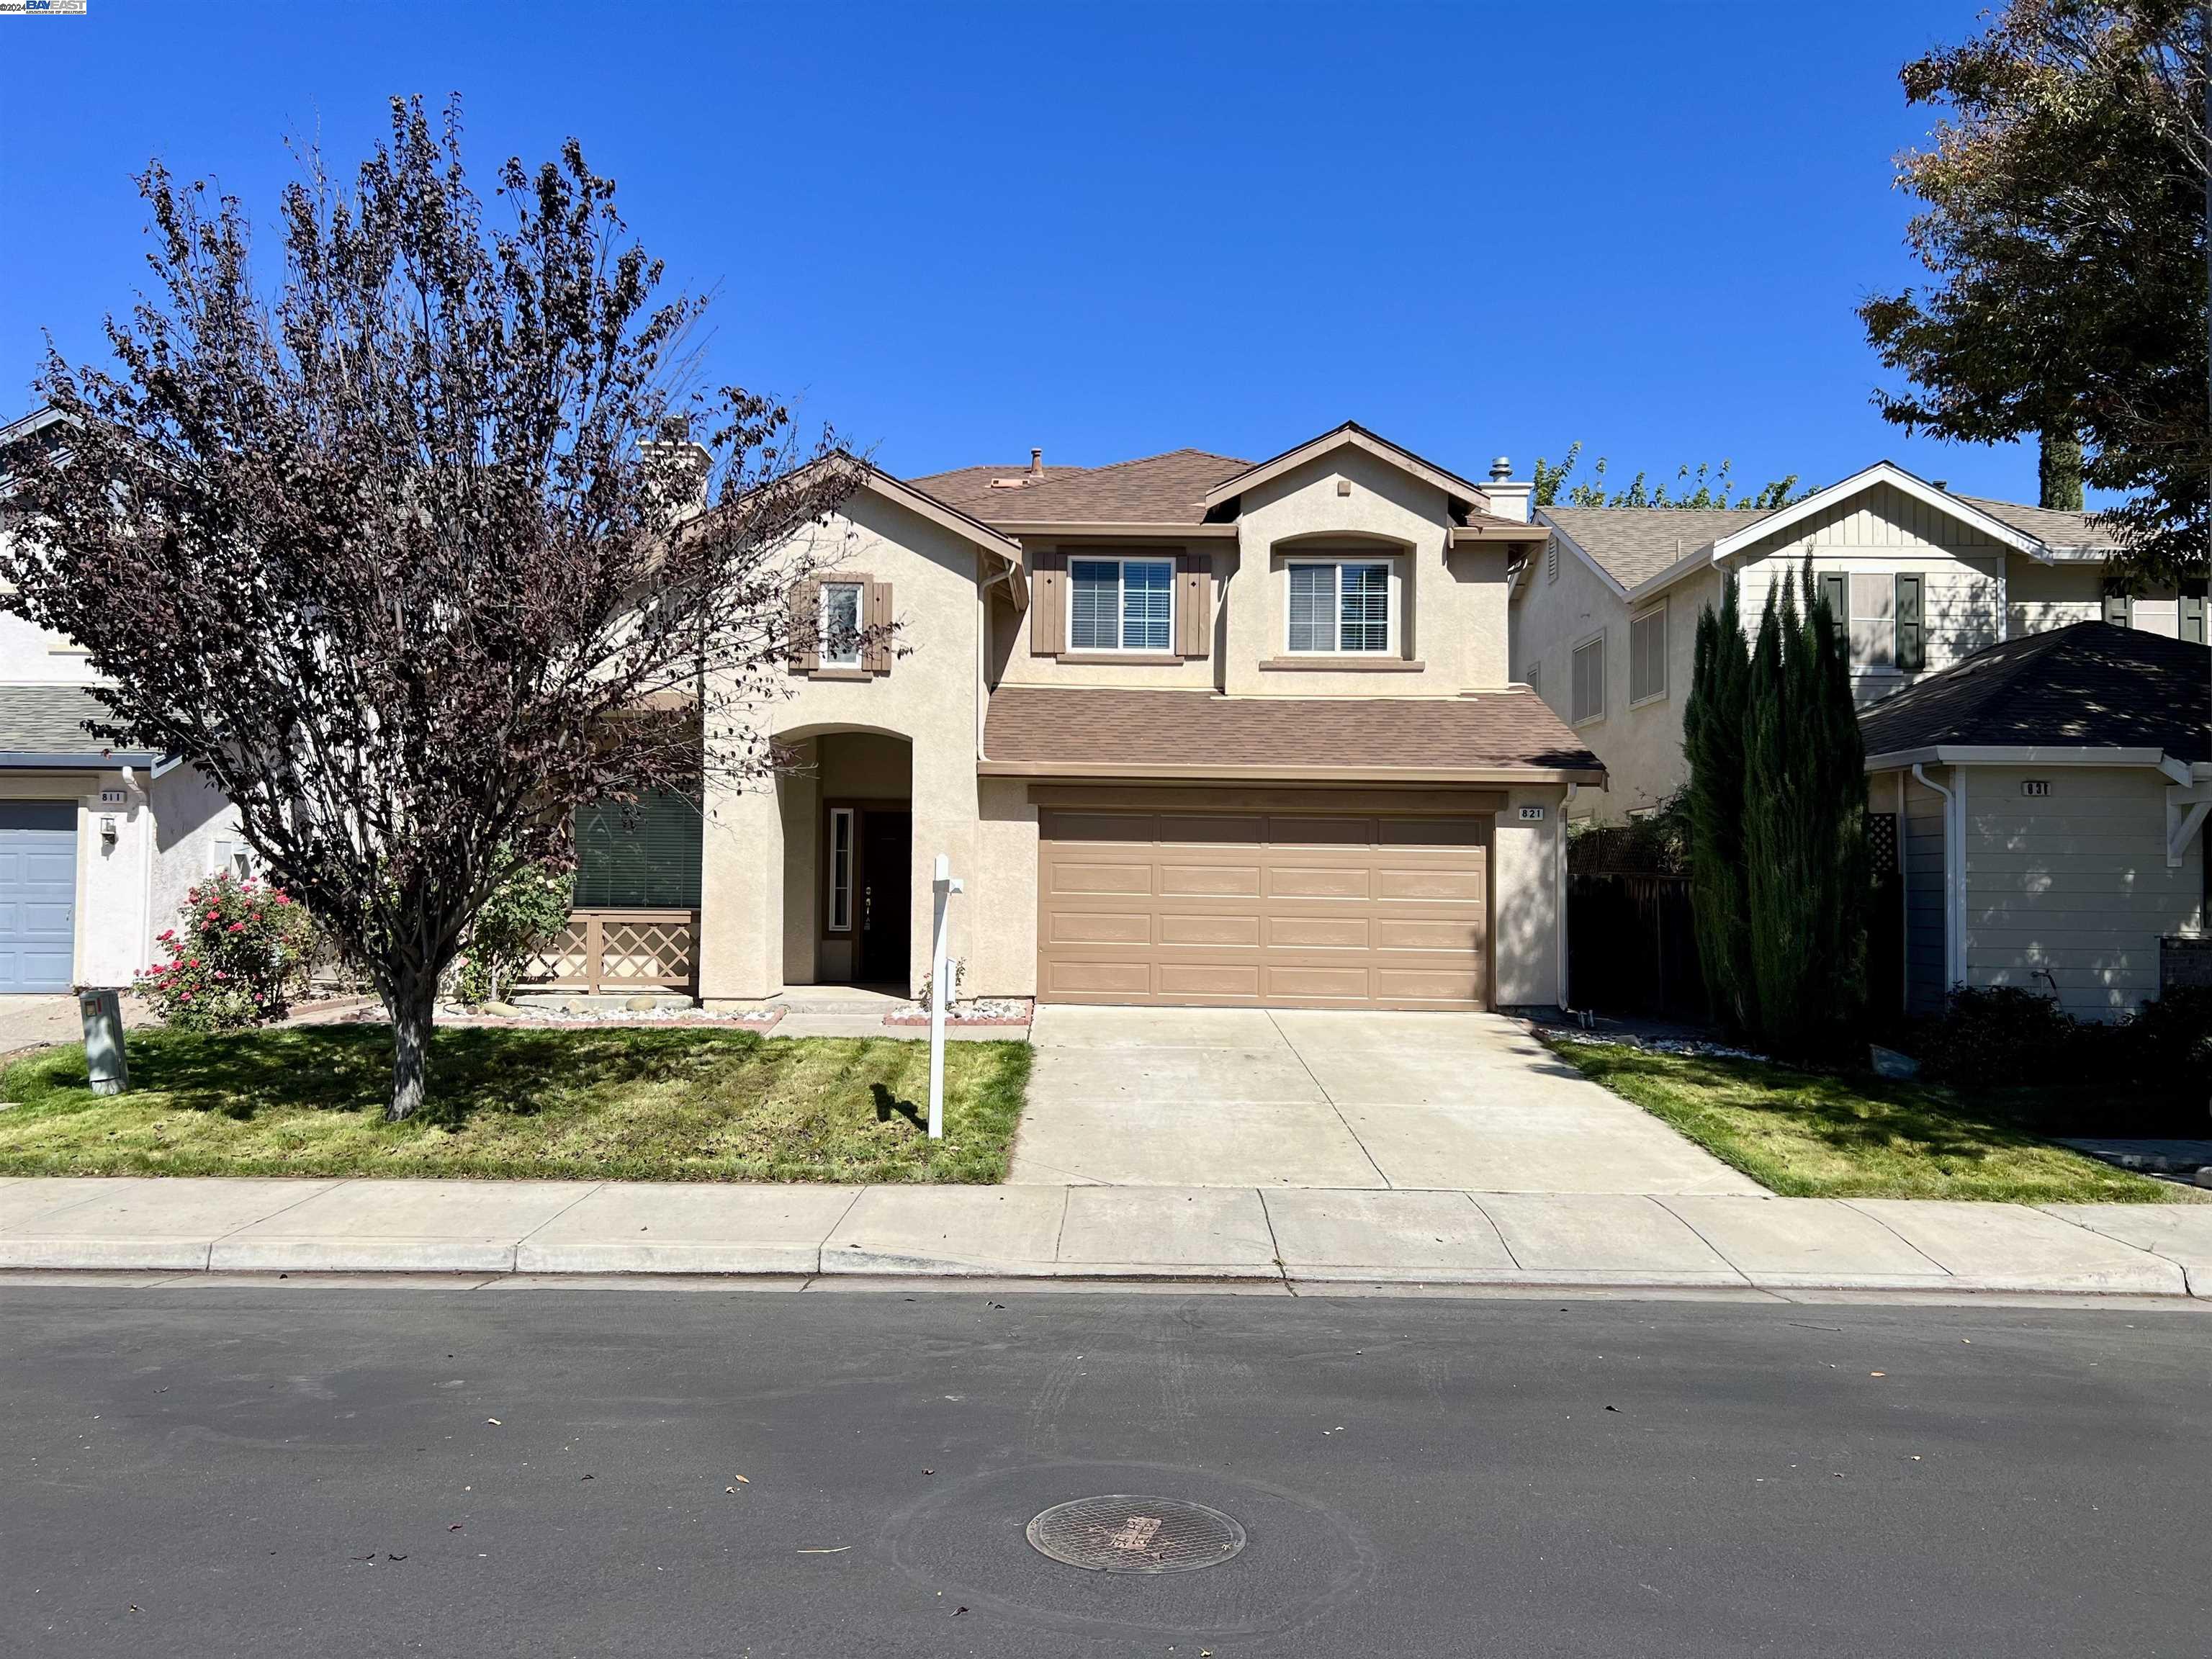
[{"left": 136, "top": 871, "right": 319, "bottom": 1031}]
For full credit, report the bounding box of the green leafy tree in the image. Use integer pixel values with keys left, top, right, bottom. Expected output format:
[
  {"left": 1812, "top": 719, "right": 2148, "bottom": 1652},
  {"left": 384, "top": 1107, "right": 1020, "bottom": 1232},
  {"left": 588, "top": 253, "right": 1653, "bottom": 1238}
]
[
  {"left": 1533, "top": 441, "right": 1805, "bottom": 511},
  {"left": 1858, "top": 0, "right": 2208, "bottom": 585},
  {"left": 1682, "top": 574, "right": 1755, "bottom": 1034}
]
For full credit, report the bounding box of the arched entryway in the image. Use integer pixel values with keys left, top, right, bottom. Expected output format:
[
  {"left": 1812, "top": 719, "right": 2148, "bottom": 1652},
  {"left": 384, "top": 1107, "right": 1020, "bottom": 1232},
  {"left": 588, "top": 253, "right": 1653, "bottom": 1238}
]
[{"left": 777, "top": 727, "right": 914, "bottom": 989}]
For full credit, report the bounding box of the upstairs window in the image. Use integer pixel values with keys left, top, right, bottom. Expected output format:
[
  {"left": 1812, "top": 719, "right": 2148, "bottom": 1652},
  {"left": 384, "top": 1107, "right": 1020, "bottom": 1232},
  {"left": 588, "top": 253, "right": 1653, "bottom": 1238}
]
[
  {"left": 1571, "top": 634, "right": 1605, "bottom": 725},
  {"left": 1070, "top": 557, "right": 1174, "bottom": 652},
  {"left": 820, "top": 582, "right": 865, "bottom": 667},
  {"left": 1287, "top": 559, "right": 1393, "bottom": 653},
  {"left": 1628, "top": 601, "right": 1667, "bottom": 706},
  {"left": 1818, "top": 572, "right": 1924, "bottom": 673}
]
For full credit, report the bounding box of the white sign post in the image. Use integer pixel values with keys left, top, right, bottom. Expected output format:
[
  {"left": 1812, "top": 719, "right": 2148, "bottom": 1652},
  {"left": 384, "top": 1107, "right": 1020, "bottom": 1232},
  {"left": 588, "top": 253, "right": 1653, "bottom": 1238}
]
[{"left": 927, "top": 853, "right": 963, "bottom": 1140}]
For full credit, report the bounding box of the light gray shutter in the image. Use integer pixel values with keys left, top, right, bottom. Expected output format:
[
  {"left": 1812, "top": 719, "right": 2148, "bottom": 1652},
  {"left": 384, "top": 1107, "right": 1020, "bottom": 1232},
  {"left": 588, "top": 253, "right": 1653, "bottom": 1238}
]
[
  {"left": 2179, "top": 591, "right": 2206, "bottom": 644},
  {"left": 2103, "top": 591, "right": 2132, "bottom": 627},
  {"left": 1894, "top": 573, "right": 1925, "bottom": 673}
]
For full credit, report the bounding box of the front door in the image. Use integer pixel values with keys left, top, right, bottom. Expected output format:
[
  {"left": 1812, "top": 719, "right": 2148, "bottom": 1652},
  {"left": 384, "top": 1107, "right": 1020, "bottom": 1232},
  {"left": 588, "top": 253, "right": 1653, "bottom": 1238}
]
[{"left": 858, "top": 810, "right": 912, "bottom": 985}]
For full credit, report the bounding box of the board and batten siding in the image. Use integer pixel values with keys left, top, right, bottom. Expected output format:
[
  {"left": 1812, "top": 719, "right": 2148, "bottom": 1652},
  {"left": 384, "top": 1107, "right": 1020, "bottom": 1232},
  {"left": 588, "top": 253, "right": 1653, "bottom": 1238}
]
[
  {"left": 1961, "top": 767, "right": 2206, "bottom": 1020},
  {"left": 1898, "top": 768, "right": 1951, "bottom": 1017},
  {"left": 1735, "top": 483, "right": 2003, "bottom": 704}
]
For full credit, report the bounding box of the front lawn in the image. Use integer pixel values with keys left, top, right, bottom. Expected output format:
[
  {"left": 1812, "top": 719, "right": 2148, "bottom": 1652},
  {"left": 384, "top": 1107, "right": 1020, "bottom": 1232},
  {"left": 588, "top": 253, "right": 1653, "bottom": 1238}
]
[
  {"left": 1546, "top": 1039, "right": 2190, "bottom": 1203},
  {"left": 0, "top": 1025, "right": 1030, "bottom": 1184}
]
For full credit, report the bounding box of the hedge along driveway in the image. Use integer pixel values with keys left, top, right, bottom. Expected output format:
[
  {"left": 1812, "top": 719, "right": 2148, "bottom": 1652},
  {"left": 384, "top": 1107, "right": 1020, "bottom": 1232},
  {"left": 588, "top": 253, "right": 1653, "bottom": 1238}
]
[{"left": 0, "top": 1025, "right": 1031, "bottom": 1184}]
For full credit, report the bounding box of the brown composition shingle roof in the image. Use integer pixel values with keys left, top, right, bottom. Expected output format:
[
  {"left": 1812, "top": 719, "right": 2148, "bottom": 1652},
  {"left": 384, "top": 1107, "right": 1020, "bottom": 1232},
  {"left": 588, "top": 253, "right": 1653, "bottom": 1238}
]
[
  {"left": 982, "top": 686, "right": 1604, "bottom": 778},
  {"left": 1538, "top": 507, "right": 1781, "bottom": 589},
  {"left": 913, "top": 449, "right": 1251, "bottom": 527},
  {"left": 1858, "top": 622, "right": 2209, "bottom": 765}
]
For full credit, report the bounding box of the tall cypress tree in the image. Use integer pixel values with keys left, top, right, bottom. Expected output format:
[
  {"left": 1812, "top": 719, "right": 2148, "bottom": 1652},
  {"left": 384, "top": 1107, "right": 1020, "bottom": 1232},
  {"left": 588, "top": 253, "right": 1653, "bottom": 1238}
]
[
  {"left": 1800, "top": 558, "right": 1869, "bottom": 1051},
  {"left": 1683, "top": 575, "right": 1753, "bottom": 1033},
  {"left": 1745, "top": 569, "right": 1820, "bottom": 1058}
]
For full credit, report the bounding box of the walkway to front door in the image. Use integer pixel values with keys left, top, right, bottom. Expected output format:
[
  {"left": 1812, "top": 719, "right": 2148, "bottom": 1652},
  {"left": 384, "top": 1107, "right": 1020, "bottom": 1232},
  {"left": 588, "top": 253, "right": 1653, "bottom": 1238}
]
[{"left": 1007, "top": 1005, "right": 1761, "bottom": 1193}]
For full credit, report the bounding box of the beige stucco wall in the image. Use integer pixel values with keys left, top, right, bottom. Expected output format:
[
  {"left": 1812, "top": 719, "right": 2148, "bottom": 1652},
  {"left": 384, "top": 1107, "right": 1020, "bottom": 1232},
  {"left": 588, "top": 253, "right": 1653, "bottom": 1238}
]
[
  {"left": 1223, "top": 445, "right": 1511, "bottom": 696},
  {"left": 1511, "top": 548, "right": 1714, "bottom": 824},
  {"left": 698, "top": 488, "right": 1004, "bottom": 1003},
  {"left": 1491, "top": 783, "right": 1570, "bottom": 1007}
]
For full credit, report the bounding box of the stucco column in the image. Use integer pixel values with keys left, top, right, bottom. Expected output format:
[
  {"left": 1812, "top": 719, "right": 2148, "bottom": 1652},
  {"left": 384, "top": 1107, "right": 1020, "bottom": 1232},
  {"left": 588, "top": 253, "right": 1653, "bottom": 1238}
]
[
  {"left": 907, "top": 724, "right": 978, "bottom": 1002},
  {"left": 1491, "top": 786, "right": 1567, "bottom": 1010},
  {"left": 696, "top": 761, "right": 785, "bottom": 1007}
]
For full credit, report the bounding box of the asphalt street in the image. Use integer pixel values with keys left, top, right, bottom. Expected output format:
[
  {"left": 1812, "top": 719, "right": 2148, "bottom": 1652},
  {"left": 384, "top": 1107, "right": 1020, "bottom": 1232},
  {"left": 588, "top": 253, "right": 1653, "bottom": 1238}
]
[{"left": 4, "top": 1284, "right": 2207, "bottom": 1658}]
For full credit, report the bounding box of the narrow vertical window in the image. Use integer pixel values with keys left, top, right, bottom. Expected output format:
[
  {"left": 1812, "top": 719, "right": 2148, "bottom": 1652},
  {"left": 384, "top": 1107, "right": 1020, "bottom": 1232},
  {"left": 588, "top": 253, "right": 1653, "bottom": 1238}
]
[
  {"left": 1571, "top": 634, "right": 1604, "bottom": 725},
  {"left": 821, "top": 583, "right": 864, "bottom": 667},
  {"left": 827, "top": 808, "right": 854, "bottom": 932}
]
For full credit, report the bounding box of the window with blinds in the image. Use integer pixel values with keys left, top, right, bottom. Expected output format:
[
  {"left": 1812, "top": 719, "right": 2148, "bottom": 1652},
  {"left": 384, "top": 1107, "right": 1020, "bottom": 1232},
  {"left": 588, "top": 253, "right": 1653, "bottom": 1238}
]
[
  {"left": 1287, "top": 559, "right": 1391, "bottom": 653},
  {"left": 1571, "top": 634, "right": 1604, "bottom": 725},
  {"left": 1070, "top": 557, "right": 1172, "bottom": 652},
  {"left": 572, "top": 789, "right": 703, "bottom": 909},
  {"left": 1628, "top": 602, "right": 1666, "bottom": 705}
]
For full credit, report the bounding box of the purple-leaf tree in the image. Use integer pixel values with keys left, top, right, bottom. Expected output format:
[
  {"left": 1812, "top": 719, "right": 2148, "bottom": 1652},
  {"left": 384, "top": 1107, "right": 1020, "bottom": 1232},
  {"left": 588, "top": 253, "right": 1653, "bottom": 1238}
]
[{"left": 0, "top": 96, "right": 856, "bottom": 1119}]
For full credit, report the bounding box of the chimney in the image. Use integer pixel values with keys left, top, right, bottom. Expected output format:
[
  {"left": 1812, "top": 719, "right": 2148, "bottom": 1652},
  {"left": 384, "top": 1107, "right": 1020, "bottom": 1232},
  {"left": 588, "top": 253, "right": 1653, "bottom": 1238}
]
[
  {"left": 1029, "top": 447, "right": 1044, "bottom": 477},
  {"left": 1479, "top": 454, "right": 1533, "bottom": 523}
]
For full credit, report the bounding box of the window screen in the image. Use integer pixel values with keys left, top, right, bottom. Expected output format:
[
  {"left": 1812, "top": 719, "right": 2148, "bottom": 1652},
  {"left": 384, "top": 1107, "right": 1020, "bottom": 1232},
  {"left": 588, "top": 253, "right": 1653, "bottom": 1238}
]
[
  {"left": 1287, "top": 564, "right": 1335, "bottom": 652},
  {"left": 572, "top": 790, "right": 703, "bottom": 908},
  {"left": 1070, "top": 558, "right": 1171, "bottom": 651},
  {"left": 1629, "top": 604, "right": 1666, "bottom": 704},
  {"left": 1571, "top": 636, "right": 1604, "bottom": 724},
  {"left": 1287, "top": 562, "right": 1390, "bottom": 653}
]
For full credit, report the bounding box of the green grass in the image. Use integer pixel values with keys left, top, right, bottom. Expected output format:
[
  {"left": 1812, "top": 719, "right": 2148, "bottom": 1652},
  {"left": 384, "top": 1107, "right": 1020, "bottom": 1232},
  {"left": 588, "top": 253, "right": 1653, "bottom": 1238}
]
[
  {"left": 0, "top": 1025, "right": 1031, "bottom": 1184},
  {"left": 1545, "top": 1038, "right": 2190, "bottom": 1203}
]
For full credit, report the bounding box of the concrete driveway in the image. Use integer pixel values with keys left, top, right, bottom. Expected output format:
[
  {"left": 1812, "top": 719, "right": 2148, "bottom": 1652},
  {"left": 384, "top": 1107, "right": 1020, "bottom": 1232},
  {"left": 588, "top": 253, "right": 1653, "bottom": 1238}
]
[{"left": 1008, "top": 1005, "right": 1763, "bottom": 1195}]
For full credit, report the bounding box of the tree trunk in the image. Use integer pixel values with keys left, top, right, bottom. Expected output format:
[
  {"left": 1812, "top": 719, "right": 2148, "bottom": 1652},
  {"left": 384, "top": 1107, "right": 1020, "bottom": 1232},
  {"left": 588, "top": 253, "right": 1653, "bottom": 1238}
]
[{"left": 387, "top": 976, "right": 439, "bottom": 1122}]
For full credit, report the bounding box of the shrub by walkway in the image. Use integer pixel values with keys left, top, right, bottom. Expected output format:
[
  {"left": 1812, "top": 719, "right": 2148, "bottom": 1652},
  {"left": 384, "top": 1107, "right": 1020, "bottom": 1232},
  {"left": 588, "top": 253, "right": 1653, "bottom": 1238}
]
[{"left": 0, "top": 1025, "right": 1030, "bottom": 1184}]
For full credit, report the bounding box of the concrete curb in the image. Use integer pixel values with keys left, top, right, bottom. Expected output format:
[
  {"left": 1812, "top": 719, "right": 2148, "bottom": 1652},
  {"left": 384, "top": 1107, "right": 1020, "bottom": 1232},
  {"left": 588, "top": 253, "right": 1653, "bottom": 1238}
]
[{"left": 3, "top": 1177, "right": 2208, "bottom": 1300}]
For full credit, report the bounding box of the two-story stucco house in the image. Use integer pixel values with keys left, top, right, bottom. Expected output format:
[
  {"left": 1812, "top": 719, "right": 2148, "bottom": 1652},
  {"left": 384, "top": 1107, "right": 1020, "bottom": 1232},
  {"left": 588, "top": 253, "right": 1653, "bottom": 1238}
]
[
  {"left": 678, "top": 423, "right": 1599, "bottom": 1014},
  {"left": 1509, "top": 459, "right": 2204, "bottom": 822}
]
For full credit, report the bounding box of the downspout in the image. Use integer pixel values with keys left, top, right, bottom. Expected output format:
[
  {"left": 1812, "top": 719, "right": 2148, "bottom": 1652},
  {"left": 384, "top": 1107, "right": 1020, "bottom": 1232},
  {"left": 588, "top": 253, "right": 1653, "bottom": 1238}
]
[
  {"left": 1557, "top": 782, "right": 1578, "bottom": 1014},
  {"left": 1912, "top": 763, "right": 1964, "bottom": 994}
]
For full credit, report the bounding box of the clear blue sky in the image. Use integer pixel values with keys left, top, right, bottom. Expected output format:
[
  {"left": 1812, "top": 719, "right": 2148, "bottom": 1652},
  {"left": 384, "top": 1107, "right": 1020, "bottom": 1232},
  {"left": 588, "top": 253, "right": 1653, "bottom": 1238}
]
[{"left": 1, "top": 0, "right": 2045, "bottom": 502}]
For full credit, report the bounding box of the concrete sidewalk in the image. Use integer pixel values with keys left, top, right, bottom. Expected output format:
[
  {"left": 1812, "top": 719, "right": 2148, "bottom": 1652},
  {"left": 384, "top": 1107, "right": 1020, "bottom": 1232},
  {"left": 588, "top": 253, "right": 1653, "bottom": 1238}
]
[{"left": 2, "top": 1175, "right": 2208, "bottom": 1298}]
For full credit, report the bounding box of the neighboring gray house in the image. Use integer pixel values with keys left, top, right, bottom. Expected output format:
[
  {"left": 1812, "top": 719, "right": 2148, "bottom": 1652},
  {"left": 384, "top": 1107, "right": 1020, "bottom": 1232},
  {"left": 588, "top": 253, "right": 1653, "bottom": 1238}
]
[
  {"left": 1861, "top": 623, "right": 2208, "bottom": 1020},
  {"left": 1509, "top": 459, "right": 2203, "bottom": 823}
]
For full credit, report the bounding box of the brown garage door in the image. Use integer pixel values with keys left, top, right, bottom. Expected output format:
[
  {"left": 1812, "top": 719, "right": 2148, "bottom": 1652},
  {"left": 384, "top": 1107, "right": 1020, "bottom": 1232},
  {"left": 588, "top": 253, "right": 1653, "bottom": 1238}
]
[{"left": 1037, "top": 798, "right": 1491, "bottom": 1009}]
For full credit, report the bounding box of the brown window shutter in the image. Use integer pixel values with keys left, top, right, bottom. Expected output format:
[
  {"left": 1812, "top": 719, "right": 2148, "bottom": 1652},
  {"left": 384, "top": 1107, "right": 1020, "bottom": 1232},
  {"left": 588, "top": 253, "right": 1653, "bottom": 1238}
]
[
  {"left": 788, "top": 579, "right": 820, "bottom": 673},
  {"left": 1030, "top": 549, "right": 1066, "bottom": 655},
  {"left": 866, "top": 580, "right": 893, "bottom": 675},
  {"left": 1176, "top": 552, "right": 1213, "bottom": 659}
]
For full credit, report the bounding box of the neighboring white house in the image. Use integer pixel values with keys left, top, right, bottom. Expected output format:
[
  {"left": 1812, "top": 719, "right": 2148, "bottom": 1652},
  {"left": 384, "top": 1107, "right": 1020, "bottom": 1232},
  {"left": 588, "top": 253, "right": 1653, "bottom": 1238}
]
[
  {"left": 1858, "top": 623, "right": 2208, "bottom": 1020},
  {"left": 1509, "top": 459, "right": 2203, "bottom": 823},
  {"left": 1, "top": 411, "right": 250, "bottom": 993}
]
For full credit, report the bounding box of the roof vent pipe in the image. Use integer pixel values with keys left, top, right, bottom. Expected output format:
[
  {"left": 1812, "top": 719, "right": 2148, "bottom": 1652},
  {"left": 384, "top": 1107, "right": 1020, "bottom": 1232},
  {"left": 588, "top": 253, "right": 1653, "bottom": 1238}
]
[
  {"left": 1030, "top": 448, "right": 1043, "bottom": 477},
  {"left": 1490, "top": 456, "right": 1513, "bottom": 481}
]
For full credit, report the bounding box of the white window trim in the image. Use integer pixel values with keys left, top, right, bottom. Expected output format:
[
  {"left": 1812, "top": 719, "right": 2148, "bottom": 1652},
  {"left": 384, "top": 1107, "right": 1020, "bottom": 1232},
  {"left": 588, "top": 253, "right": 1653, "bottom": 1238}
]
[
  {"left": 1627, "top": 598, "right": 1668, "bottom": 709},
  {"left": 819, "top": 581, "right": 866, "bottom": 669},
  {"left": 1570, "top": 628, "right": 1606, "bottom": 728},
  {"left": 1281, "top": 554, "right": 1400, "bottom": 656},
  {"left": 1069, "top": 555, "right": 1176, "bottom": 654},
  {"left": 826, "top": 807, "right": 855, "bottom": 933}
]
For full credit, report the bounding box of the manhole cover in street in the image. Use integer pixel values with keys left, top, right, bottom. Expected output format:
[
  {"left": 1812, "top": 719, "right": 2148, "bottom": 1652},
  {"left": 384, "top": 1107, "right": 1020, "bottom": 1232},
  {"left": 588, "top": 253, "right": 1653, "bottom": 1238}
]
[{"left": 1025, "top": 1495, "right": 1246, "bottom": 1575}]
